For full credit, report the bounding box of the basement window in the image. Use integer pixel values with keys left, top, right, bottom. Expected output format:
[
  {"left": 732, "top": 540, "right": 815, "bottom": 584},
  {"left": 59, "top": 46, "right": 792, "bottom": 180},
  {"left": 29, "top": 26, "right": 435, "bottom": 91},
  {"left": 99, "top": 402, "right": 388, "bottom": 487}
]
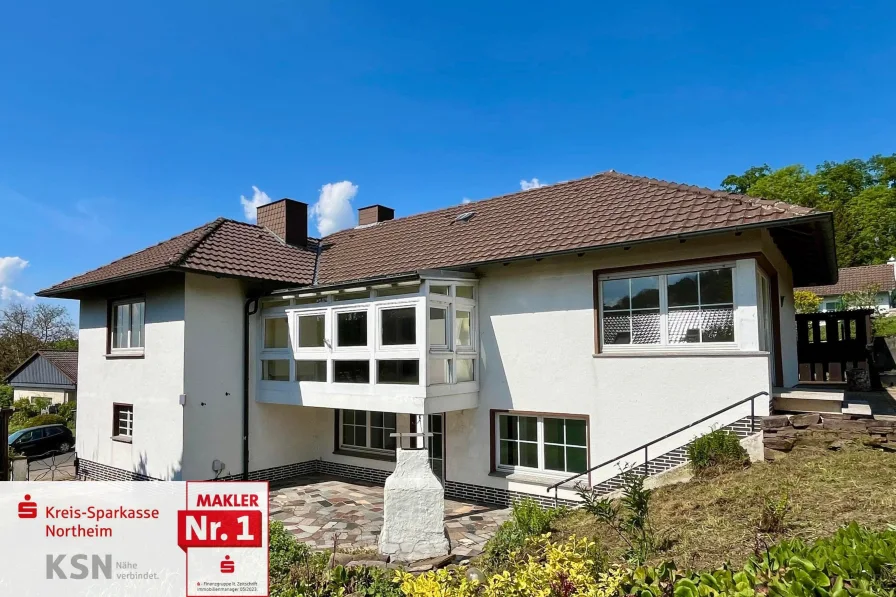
[{"left": 496, "top": 414, "right": 587, "bottom": 475}]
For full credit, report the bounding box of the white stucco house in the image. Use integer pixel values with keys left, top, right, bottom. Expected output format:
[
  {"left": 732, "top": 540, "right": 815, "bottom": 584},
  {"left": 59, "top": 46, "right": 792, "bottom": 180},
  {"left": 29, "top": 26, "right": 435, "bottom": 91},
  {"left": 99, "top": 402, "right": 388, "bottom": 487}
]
[
  {"left": 39, "top": 171, "right": 837, "bottom": 504},
  {"left": 797, "top": 262, "right": 896, "bottom": 314}
]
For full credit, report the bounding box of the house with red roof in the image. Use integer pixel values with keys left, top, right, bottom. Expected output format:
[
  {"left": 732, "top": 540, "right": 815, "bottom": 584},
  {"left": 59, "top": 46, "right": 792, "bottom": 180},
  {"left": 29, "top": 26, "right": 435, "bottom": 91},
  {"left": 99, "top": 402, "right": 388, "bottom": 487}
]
[
  {"left": 39, "top": 171, "right": 837, "bottom": 503},
  {"left": 797, "top": 262, "right": 896, "bottom": 313}
]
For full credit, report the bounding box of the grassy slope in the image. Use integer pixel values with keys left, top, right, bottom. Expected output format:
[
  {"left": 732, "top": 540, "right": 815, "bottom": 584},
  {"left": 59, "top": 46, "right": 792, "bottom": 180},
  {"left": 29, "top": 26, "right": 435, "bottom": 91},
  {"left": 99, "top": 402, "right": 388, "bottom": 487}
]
[{"left": 553, "top": 442, "right": 896, "bottom": 570}]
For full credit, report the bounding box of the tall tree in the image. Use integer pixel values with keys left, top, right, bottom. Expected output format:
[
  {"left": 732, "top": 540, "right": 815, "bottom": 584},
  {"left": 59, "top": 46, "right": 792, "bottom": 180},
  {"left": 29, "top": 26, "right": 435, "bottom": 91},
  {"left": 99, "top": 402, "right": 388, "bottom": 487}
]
[
  {"left": 722, "top": 154, "right": 896, "bottom": 267},
  {"left": 0, "top": 302, "right": 76, "bottom": 378}
]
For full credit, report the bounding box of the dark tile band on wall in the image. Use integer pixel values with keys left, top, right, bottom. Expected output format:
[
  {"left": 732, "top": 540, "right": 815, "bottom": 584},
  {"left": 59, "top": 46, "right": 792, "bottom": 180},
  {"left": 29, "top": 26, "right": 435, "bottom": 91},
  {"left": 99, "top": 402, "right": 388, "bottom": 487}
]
[{"left": 78, "top": 416, "right": 759, "bottom": 507}]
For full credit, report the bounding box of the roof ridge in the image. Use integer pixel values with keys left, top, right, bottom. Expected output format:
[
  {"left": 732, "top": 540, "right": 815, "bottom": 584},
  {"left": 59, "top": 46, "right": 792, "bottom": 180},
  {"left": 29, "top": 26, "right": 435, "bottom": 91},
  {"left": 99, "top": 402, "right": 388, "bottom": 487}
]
[
  {"left": 601, "top": 171, "right": 817, "bottom": 216},
  {"left": 321, "top": 172, "right": 610, "bottom": 241},
  {"left": 170, "top": 217, "right": 226, "bottom": 266}
]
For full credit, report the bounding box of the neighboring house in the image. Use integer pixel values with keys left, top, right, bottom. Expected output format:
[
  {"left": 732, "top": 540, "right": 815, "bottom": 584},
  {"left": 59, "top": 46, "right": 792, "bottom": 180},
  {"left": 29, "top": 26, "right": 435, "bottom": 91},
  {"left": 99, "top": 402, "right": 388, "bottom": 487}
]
[
  {"left": 4, "top": 350, "right": 78, "bottom": 404},
  {"left": 797, "top": 262, "right": 896, "bottom": 313},
  {"left": 38, "top": 171, "right": 837, "bottom": 504}
]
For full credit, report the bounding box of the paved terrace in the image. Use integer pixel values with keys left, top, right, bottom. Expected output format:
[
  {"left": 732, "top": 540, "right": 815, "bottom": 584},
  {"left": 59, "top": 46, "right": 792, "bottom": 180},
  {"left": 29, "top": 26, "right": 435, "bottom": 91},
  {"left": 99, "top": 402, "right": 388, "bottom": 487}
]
[{"left": 269, "top": 475, "right": 511, "bottom": 559}]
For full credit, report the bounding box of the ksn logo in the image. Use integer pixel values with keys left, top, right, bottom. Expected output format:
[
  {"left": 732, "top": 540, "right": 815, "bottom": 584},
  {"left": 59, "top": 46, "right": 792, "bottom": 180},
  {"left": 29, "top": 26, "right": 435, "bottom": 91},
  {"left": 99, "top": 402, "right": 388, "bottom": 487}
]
[
  {"left": 19, "top": 494, "right": 38, "bottom": 519},
  {"left": 220, "top": 555, "right": 235, "bottom": 574}
]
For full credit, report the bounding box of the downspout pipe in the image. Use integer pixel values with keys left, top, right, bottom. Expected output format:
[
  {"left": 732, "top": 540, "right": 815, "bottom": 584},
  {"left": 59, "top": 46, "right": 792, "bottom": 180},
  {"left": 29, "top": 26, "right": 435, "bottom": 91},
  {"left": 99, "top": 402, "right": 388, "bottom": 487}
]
[{"left": 243, "top": 297, "right": 260, "bottom": 480}]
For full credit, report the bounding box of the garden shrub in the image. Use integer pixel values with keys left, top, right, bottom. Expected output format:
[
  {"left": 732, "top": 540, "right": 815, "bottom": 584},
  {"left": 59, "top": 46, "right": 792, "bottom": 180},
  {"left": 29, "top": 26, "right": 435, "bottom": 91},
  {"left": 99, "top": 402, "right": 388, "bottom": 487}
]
[
  {"left": 397, "top": 535, "right": 624, "bottom": 597},
  {"left": 576, "top": 466, "right": 658, "bottom": 565},
  {"left": 269, "top": 520, "right": 400, "bottom": 597},
  {"left": 0, "top": 384, "right": 12, "bottom": 409},
  {"left": 621, "top": 523, "right": 896, "bottom": 597},
  {"left": 25, "top": 414, "right": 67, "bottom": 428},
  {"left": 479, "top": 498, "right": 568, "bottom": 573},
  {"left": 758, "top": 492, "right": 791, "bottom": 534},
  {"left": 687, "top": 427, "right": 748, "bottom": 475},
  {"left": 874, "top": 315, "right": 896, "bottom": 338}
]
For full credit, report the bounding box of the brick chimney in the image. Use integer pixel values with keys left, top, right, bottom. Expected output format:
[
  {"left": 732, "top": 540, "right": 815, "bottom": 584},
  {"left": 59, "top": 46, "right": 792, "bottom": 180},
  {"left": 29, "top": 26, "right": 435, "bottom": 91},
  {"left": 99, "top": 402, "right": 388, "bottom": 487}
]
[
  {"left": 257, "top": 199, "right": 308, "bottom": 247},
  {"left": 358, "top": 204, "right": 394, "bottom": 226}
]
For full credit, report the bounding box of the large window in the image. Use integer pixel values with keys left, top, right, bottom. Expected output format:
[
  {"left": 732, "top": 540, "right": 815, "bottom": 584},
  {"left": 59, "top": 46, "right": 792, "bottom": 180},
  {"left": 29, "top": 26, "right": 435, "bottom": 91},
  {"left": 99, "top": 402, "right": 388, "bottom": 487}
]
[
  {"left": 111, "top": 299, "right": 145, "bottom": 350},
  {"left": 340, "top": 410, "right": 396, "bottom": 453},
  {"left": 497, "top": 414, "right": 587, "bottom": 474},
  {"left": 600, "top": 267, "right": 734, "bottom": 348}
]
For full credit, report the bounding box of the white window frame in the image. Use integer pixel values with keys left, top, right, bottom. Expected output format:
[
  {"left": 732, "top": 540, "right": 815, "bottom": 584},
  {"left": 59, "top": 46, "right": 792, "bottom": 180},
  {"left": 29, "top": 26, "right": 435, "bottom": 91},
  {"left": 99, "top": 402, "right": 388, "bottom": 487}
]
[
  {"left": 376, "top": 303, "right": 418, "bottom": 351},
  {"left": 339, "top": 410, "right": 397, "bottom": 454},
  {"left": 598, "top": 262, "right": 737, "bottom": 352},
  {"left": 114, "top": 404, "right": 134, "bottom": 438},
  {"left": 332, "top": 306, "right": 370, "bottom": 351},
  {"left": 495, "top": 413, "right": 588, "bottom": 476},
  {"left": 110, "top": 298, "right": 145, "bottom": 352},
  {"left": 294, "top": 309, "right": 328, "bottom": 352}
]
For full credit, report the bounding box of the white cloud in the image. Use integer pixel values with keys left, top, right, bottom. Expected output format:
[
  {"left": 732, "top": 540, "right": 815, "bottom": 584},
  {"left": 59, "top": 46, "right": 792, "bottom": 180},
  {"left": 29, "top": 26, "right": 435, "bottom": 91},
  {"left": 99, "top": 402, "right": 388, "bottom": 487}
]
[
  {"left": 0, "top": 256, "right": 32, "bottom": 302},
  {"left": 0, "top": 286, "right": 34, "bottom": 302},
  {"left": 310, "top": 181, "right": 359, "bottom": 237},
  {"left": 240, "top": 186, "right": 273, "bottom": 222},
  {"left": 0, "top": 256, "right": 28, "bottom": 285},
  {"left": 520, "top": 178, "right": 546, "bottom": 190},
  {"left": 461, "top": 197, "right": 472, "bottom": 204}
]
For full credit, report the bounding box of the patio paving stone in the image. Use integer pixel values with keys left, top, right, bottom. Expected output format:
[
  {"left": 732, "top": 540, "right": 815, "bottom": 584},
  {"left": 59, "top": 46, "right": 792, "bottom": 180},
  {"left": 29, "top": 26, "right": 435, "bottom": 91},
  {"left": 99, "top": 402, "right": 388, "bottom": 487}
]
[{"left": 270, "top": 475, "right": 510, "bottom": 558}]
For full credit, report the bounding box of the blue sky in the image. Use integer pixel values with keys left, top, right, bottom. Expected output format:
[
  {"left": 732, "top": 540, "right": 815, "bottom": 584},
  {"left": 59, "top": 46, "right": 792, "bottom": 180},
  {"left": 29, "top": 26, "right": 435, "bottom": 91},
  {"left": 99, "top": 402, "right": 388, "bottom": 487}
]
[{"left": 1, "top": 1, "right": 894, "bottom": 319}]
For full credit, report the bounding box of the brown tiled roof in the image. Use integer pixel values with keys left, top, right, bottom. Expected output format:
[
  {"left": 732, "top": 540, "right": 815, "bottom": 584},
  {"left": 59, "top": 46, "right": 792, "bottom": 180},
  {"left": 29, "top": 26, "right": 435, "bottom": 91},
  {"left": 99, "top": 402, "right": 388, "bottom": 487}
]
[
  {"left": 39, "top": 219, "right": 318, "bottom": 295},
  {"left": 40, "top": 171, "right": 830, "bottom": 297},
  {"left": 797, "top": 264, "right": 896, "bottom": 296},
  {"left": 38, "top": 350, "right": 79, "bottom": 384},
  {"left": 315, "top": 171, "right": 819, "bottom": 285}
]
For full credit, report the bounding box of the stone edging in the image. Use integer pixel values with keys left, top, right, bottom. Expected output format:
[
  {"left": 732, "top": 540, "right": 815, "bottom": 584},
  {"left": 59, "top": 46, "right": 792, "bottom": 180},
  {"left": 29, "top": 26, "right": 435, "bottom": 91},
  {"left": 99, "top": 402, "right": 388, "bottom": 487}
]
[{"left": 762, "top": 412, "right": 896, "bottom": 454}]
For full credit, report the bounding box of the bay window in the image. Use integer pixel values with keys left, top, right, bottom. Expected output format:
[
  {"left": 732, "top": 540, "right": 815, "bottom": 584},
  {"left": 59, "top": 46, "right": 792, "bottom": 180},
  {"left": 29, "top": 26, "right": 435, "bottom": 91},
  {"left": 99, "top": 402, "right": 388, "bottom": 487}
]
[
  {"left": 497, "top": 414, "right": 587, "bottom": 474},
  {"left": 600, "top": 266, "right": 735, "bottom": 348},
  {"left": 340, "top": 410, "right": 396, "bottom": 453}
]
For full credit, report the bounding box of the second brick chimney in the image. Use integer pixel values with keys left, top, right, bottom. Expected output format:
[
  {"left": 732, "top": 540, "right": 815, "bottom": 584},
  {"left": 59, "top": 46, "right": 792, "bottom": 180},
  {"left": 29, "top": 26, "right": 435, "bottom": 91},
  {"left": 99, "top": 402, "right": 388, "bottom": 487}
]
[
  {"left": 358, "top": 204, "right": 394, "bottom": 226},
  {"left": 257, "top": 199, "right": 308, "bottom": 247}
]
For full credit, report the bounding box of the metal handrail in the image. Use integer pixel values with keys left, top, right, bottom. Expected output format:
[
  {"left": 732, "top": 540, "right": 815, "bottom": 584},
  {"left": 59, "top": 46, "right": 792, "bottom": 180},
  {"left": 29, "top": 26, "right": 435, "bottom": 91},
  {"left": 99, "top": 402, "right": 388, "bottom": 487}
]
[{"left": 546, "top": 390, "right": 769, "bottom": 500}]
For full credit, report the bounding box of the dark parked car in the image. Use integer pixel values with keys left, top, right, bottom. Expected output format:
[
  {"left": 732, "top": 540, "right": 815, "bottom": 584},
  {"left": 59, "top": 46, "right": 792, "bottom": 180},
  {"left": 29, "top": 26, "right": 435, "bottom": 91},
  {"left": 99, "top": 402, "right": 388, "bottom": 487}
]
[{"left": 8, "top": 425, "right": 74, "bottom": 458}]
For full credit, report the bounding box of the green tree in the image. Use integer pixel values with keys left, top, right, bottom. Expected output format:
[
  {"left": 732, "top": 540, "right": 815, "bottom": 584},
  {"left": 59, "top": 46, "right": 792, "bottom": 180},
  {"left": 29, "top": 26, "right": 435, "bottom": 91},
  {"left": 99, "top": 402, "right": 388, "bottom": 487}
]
[
  {"left": 794, "top": 290, "right": 823, "bottom": 314},
  {"left": 0, "top": 303, "right": 76, "bottom": 378},
  {"left": 722, "top": 154, "right": 896, "bottom": 267},
  {"left": 720, "top": 164, "right": 771, "bottom": 194},
  {"left": 840, "top": 284, "right": 881, "bottom": 311}
]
